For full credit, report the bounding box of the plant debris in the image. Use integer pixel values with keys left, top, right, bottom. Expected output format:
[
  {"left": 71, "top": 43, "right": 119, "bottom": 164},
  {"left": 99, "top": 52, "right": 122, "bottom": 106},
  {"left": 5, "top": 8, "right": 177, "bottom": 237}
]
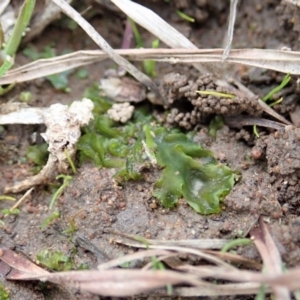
[
  {"left": 0, "top": 220, "right": 299, "bottom": 297},
  {"left": 3, "top": 98, "right": 94, "bottom": 193},
  {"left": 100, "top": 76, "right": 146, "bottom": 103}
]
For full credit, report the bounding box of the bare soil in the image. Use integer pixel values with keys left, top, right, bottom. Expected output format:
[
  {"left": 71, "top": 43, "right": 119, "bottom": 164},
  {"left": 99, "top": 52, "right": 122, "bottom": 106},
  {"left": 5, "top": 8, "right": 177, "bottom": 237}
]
[{"left": 1, "top": 0, "right": 300, "bottom": 299}]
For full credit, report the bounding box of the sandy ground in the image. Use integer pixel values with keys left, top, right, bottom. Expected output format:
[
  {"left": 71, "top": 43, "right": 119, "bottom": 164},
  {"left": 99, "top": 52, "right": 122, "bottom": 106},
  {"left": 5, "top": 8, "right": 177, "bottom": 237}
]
[{"left": 1, "top": 0, "right": 300, "bottom": 299}]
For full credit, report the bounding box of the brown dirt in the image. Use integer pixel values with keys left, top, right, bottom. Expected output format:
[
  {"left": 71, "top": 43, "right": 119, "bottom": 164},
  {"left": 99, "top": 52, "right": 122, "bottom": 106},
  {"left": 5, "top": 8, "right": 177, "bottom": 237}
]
[{"left": 1, "top": 0, "right": 300, "bottom": 299}]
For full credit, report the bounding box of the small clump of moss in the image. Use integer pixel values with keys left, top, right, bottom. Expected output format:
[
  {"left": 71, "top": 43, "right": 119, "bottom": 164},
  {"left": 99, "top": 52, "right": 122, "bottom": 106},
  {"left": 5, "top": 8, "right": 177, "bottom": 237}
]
[
  {"left": 0, "top": 285, "right": 10, "bottom": 300},
  {"left": 36, "top": 250, "right": 75, "bottom": 272},
  {"left": 144, "top": 124, "right": 234, "bottom": 214},
  {"left": 76, "top": 84, "right": 235, "bottom": 214},
  {"left": 26, "top": 143, "right": 48, "bottom": 173},
  {"left": 36, "top": 249, "right": 88, "bottom": 271}
]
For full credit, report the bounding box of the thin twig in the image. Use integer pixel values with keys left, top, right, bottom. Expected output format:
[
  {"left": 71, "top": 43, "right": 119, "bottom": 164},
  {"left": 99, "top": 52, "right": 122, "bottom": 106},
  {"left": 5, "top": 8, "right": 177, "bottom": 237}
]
[
  {"left": 224, "top": 116, "right": 287, "bottom": 130},
  {"left": 9, "top": 187, "right": 34, "bottom": 211}
]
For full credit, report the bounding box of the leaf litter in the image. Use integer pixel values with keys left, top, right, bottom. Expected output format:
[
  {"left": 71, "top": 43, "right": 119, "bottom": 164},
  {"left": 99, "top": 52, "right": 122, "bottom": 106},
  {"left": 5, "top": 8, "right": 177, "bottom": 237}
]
[{"left": 0, "top": 221, "right": 300, "bottom": 297}]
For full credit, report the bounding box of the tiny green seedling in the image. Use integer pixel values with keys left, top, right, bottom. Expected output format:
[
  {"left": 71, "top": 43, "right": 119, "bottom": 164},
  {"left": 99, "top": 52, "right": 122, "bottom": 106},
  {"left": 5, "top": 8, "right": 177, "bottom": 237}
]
[
  {"left": 196, "top": 90, "right": 236, "bottom": 98},
  {"left": 134, "top": 235, "right": 150, "bottom": 249},
  {"left": 76, "top": 68, "right": 88, "bottom": 79},
  {"left": 0, "top": 22, "right": 4, "bottom": 49},
  {"left": 62, "top": 209, "right": 84, "bottom": 236},
  {"left": 0, "top": 284, "right": 10, "bottom": 300},
  {"left": 62, "top": 218, "right": 77, "bottom": 235},
  {"left": 40, "top": 210, "right": 60, "bottom": 230},
  {"left": 19, "top": 91, "right": 33, "bottom": 103},
  {"left": 64, "top": 148, "right": 77, "bottom": 174},
  {"left": 36, "top": 250, "right": 74, "bottom": 271},
  {"left": 132, "top": 235, "right": 172, "bottom": 293},
  {"left": 128, "top": 18, "right": 159, "bottom": 77},
  {"left": 143, "top": 39, "right": 159, "bottom": 77},
  {"left": 22, "top": 45, "right": 73, "bottom": 92},
  {"left": 208, "top": 116, "right": 224, "bottom": 138},
  {"left": 49, "top": 175, "right": 72, "bottom": 209},
  {"left": 128, "top": 18, "right": 143, "bottom": 48},
  {"left": 176, "top": 10, "right": 195, "bottom": 22},
  {"left": 269, "top": 97, "right": 283, "bottom": 107},
  {"left": 0, "top": 0, "right": 36, "bottom": 95},
  {"left": 26, "top": 144, "right": 48, "bottom": 172},
  {"left": 253, "top": 73, "right": 291, "bottom": 136},
  {"left": 0, "top": 196, "right": 16, "bottom": 201},
  {"left": 253, "top": 124, "right": 260, "bottom": 138},
  {"left": 0, "top": 188, "right": 33, "bottom": 223},
  {"left": 262, "top": 73, "right": 291, "bottom": 103},
  {"left": 151, "top": 256, "right": 173, "bottom": 295},
  {"left": 1, "top": 208, "right": 20, "bottom": 216},
  {"left": 221, "top": 238, "right": 252, "bottom": 253}
]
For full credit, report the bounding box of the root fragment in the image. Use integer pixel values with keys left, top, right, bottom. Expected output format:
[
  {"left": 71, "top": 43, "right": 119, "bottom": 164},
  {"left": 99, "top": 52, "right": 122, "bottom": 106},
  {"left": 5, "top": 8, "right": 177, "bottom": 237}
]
[{"left": 4, "top": 98, "right": 94, "bottom": 193}]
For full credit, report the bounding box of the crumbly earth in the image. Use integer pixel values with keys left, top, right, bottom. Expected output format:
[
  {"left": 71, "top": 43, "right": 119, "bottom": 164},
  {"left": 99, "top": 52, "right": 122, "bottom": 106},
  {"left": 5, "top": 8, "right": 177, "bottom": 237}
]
[
  {"left": 162, "top": 73, "right": 262, "bottom": 129},
  {"left": 1, "top": 0, "right": 300, "bottom": 299}
]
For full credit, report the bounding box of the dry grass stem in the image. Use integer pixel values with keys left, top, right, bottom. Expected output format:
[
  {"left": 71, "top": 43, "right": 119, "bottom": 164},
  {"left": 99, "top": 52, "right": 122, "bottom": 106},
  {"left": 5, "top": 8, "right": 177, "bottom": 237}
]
[{"left": 50, "top": 0, "right": 165, "bottom": 104}]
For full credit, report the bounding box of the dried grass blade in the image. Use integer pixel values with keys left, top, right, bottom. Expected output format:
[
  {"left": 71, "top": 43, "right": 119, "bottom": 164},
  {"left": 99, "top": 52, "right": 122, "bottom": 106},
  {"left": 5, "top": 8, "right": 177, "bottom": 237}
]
[
  {"left": 0, "top": 46, "right": 294, "bottom": 124},
  {"left": 110, "top": 0, "right": 212, "bottom": 74},
  {"left": 126, "top": 48, "right": 300, "bottom": 76},
  {"left": 110, "top": 0, "right": 195, "bottom": 49},
  {"left": 0, "top": 0, "right": 10, "bottom": 15},
  {"left": 166, "top": 283, "right": 270, "bottom": 296},
  {"left": 50, "top": 0, "right": 165, "bottom": 104},
  {"left": 251, "top": 218, "right": 291, "bottom": 300},
  {"left": 0, "top": 248, "right": 49, "bottom": 279},
  {"left": 0, "top": 50, "right": 104, "bottom": 84},
  {"left": 178, "top": 265, "right": 263, "bottom": 281},
  {"left": 0, "top": 107, "right": 45, "bottom": 124},
  {"left": 42, "top": 269, "right": 200, "bottom": 296},
  {"left": 114, "top": 240, "right": 235, "bottom": 269},
  {"left": 2, "top": 48, "right": 300, "bottom": 86},
  {"left": 284, "top": 0, "right": 300, "bottom": 6},
  {"left": 258, "top": 99, "right": 291, "bottom": 125},
  {"left": 228, "top": 78, "right": 291, "bottom": 125},
  {"left": 222, "top": 0, "right": 239, "bottom": 60},
  {"left": 203, "top": 250, "right": 262, "bottom": 270},
  {"left": 97, "top": 249, "right": 171, "bottom": 270},
  {"left": 105, "top": 229, "right": 230, "bottom": 249},
  {"left": 224, "top": 116, "right": 287, "bottom": 130},
  {"left": 266, "top": 268, "right": 300, "bottom": 290},
  {"left": 144, "top": 239, "right": 230, "bottom": 249},
  {"left": 23, "top": 0, "right": 72, "bottom": 43},
  {"left": 179, "top": 264, "right": 300, "bottom": 291}
]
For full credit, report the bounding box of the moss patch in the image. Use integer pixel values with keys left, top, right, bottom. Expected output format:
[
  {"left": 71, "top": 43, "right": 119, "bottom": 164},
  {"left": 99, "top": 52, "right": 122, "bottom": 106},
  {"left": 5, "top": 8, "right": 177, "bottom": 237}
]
[
  {"left": 0, "top": 284, "right": 10, "bottom": 300},
  {"left": 75, "top": 86, "right": 235, "bottom": 214},
  {"left": 144, "top": 125, "right": 234, "bottom": 214},
  {"left": 36, "top": 250, "right": 74, "bottom": 271}
]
